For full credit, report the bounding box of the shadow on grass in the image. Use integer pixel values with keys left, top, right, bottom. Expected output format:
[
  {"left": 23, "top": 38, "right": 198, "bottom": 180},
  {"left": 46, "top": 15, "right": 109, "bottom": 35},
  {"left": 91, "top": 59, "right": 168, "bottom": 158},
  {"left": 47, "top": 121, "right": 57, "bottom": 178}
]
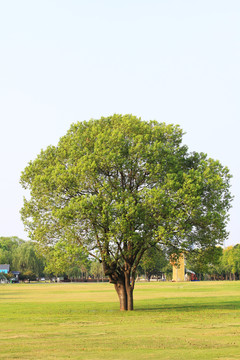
[{"left": 135, "top": 298, "right": 240, "bottom": 312}]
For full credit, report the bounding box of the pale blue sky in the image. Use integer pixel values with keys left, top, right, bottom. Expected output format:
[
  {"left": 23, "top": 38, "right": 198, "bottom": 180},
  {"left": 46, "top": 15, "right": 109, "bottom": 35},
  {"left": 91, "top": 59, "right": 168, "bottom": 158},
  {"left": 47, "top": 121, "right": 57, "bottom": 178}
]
[{"left": 0, "top": 0, "right": 239, "bottom": 246}]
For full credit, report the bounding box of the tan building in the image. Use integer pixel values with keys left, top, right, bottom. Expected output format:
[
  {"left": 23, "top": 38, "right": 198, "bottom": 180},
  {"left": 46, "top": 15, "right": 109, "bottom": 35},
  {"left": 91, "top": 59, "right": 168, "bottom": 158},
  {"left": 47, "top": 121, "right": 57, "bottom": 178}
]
[{"left": 171, "top": 254, "right": 186, "bottom": 282}]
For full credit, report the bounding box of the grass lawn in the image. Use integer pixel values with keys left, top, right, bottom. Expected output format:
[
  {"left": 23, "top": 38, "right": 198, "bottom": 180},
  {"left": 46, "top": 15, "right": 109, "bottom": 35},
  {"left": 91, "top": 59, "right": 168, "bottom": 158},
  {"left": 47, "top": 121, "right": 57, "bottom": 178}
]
[{"left": 0, "top": 281, "right": 240, "bottom": 359}]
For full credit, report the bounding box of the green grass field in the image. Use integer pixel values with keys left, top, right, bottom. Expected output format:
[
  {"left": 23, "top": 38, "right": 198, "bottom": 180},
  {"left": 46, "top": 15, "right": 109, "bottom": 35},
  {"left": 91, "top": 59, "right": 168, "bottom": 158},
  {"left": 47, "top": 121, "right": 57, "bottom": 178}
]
[{"left": 1, "top": 281, "right": 240, "bottom": 360}]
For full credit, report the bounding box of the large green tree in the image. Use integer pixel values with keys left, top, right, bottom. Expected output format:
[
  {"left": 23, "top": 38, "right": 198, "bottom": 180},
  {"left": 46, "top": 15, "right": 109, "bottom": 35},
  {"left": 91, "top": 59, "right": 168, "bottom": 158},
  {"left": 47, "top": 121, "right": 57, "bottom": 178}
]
[{"left": 20, "top": 115, "right": 232, "bottom": 310}]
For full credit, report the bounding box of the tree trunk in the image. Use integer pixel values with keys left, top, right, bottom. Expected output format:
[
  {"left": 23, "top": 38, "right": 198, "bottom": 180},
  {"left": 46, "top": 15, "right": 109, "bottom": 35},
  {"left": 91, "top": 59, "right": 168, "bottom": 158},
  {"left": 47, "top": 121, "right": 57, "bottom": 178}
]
[
  {"left": 114, "top": 282, "right": 127, "bottom": 310},
  {"left": 126, "top": 286, "right": 133, "bottom": 310},
  {"left": 113, "top": 272, "right": 134, "bottom": 311},
  {"left": 103, "top": 260, "right": 135, "bottom": 311},
  {"left": 125, "top": 280, "right": 133, "bottom": 311},
  {"left": 125, "top": 269, "right": 134, "bottom": 311}
]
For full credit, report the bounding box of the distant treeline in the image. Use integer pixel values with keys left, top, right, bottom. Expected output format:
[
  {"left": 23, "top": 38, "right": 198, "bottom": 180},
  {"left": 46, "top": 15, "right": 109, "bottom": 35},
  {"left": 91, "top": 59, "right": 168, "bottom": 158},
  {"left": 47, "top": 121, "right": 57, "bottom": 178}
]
[
  {"left": 187, "top": 245, "right": 240, "bottom": 281},
  {"left": 0, "top": 237, "right": 240, "bottom": 281},
  {"left": 0, "top": 237, "right": 103, "bottom": 281}
]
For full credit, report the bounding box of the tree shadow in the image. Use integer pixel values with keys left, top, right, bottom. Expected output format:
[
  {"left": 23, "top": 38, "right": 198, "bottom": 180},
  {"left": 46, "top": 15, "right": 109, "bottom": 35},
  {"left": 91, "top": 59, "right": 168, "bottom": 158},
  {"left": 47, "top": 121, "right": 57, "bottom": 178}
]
[{"left": 135, "top": 299, "right": 240, "bottom": 312}]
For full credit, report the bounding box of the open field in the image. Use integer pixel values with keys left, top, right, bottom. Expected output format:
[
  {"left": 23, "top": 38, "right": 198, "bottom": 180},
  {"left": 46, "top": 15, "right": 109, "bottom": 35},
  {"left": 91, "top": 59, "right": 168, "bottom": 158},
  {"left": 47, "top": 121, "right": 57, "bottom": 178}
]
[{"left": 1, "top": 281, "right": 240, "bottom": 360}]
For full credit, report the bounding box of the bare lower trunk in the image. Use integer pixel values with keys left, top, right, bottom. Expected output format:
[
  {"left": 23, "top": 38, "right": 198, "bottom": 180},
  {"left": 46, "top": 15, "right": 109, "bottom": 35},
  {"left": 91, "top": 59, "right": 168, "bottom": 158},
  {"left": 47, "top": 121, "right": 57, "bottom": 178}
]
[
  {"left": 126, "top": 286, "right": 133, "bottom": 310},
  {"left": 114, "top": 282, "right": 127, "bottom": 311},
  {"left": 113, "top": 271, "right": 134, "bottom": 311},
  {"left": 114, "top": 280, "right": 134, "bottom": 311},
  {"left": 103, "top": 258, "right": 138, "bottom": 311}
]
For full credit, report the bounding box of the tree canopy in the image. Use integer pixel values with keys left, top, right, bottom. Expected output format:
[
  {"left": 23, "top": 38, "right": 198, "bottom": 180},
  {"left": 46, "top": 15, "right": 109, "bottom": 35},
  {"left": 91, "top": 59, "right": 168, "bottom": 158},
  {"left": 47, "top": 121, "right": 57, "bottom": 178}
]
[{"left": 20, "top": 114, "right": 232, "bottom": 310}]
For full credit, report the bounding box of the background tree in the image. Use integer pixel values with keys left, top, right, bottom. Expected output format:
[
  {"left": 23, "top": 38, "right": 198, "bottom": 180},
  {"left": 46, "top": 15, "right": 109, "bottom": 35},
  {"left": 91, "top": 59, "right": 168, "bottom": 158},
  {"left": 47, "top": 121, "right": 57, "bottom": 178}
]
[
  {"left": 186, "top": 246, "right": 223, "bottom": 280},
  {"left": 13, "top": 241, "right": 45, "bottom": 279},
  {"left": 20, "top": 115, "right": 232, "bottom": 310},
  {"left": 138, "top": 246, "right": 168, "bottom": 281},
  {"left": 220, "top": 245, "right": 240, "bottom": 280},
  {"left": 221, "top": 246, "right": 234, "bottom": 280},
  {"left": 0, "top": 237, "right": 24, "bottom": 269},
  {"left": 43, "top": 239, "right": 90, "bottom": 280},
  {"left": 90, "top": 260, "right": 105, "bottom": 281},
  {"left": 231, "top": 245, "right": 240, "bottom": 280}
]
